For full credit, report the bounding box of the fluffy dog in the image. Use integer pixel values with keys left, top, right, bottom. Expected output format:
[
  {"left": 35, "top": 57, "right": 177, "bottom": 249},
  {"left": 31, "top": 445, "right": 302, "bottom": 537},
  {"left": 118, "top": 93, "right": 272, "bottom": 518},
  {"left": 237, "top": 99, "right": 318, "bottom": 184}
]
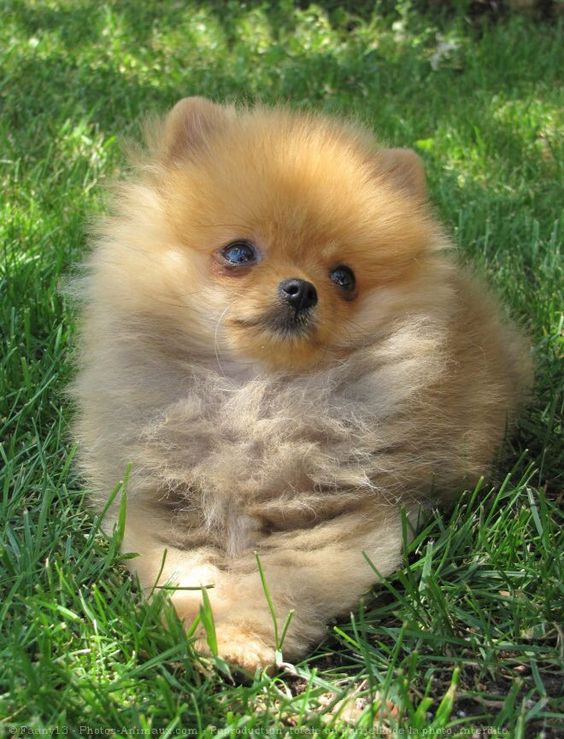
[{"left": 71, "top": 98, "right": 532, "bottom": 670}]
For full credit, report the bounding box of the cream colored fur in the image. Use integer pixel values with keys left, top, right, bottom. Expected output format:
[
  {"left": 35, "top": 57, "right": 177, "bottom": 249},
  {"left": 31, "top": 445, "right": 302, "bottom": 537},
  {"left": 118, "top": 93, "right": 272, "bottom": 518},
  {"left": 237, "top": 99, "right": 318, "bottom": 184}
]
[{"left": 70, "top": 99, "right": 532, "bottom": 671}]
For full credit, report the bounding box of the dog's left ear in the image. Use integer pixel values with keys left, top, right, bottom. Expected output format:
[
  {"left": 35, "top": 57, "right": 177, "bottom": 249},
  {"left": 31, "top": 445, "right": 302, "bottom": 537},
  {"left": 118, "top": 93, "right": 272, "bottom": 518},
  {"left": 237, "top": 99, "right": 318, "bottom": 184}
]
[
  {"left": 374, "top": 148, "right": 427, "bottom": 200},
  {"left": 161, "top": 96, "right": 233, "bottom": 161}
]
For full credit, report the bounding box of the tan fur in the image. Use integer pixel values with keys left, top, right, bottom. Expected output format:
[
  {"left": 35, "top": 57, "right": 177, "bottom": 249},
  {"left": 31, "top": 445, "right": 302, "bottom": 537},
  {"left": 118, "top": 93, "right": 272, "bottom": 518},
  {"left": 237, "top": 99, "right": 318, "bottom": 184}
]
[{"left": 70, "top": 99, "right": 532, "bottom": 671}]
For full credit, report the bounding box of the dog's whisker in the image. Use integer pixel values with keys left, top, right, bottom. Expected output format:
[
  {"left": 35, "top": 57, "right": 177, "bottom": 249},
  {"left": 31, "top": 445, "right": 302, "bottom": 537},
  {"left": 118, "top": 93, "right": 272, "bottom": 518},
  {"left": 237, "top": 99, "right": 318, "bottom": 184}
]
[{"left": 213, "top": 303, "right": 233, "bottom": 377}]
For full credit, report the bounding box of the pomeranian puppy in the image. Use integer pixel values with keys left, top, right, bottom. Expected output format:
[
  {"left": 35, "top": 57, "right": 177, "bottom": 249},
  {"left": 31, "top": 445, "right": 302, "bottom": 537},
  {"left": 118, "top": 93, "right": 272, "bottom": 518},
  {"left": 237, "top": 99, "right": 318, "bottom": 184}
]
[{"left": 71, "top": 98, "right": 532, "bottom": 671}]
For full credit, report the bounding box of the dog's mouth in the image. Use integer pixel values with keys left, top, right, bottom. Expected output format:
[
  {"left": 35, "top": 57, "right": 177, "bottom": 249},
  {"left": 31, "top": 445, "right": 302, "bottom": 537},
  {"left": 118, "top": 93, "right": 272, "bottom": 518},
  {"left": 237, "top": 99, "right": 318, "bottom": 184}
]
[
  {"left": 267, "top": 307, "right": 316, "bottom": 337},
  {"left": 232, "top": 305, "right": 316, "bottom": 339}
]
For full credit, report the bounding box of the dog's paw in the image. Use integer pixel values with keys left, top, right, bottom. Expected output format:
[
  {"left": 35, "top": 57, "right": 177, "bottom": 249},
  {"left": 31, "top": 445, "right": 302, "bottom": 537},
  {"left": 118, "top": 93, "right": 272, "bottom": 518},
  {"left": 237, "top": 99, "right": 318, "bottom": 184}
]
[{"left": 194, "top": 623, "right": 276, "bottom": 672}]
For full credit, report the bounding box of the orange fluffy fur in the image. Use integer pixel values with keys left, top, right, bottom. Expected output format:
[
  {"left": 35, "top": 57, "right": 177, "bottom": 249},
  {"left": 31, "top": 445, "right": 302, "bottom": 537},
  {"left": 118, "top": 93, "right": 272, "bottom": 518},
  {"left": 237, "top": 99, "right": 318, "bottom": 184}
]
[{"left": 71, "top": 98, "right": 532, "bottom": 671}]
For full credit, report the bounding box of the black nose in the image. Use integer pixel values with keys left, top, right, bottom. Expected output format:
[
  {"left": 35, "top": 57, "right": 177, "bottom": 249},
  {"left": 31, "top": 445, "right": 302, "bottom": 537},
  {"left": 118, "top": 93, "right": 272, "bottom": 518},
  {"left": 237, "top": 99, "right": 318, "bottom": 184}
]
[{"left": 279, "top": 278, "right": 318, "bottom": 312}]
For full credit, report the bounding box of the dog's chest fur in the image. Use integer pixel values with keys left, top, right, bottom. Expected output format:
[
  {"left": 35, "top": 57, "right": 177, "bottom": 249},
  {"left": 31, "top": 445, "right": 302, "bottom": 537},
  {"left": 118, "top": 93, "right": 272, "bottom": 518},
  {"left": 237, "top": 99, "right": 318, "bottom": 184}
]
[{"left": 134, "top": 329, "right": 446, "bottom": 554}]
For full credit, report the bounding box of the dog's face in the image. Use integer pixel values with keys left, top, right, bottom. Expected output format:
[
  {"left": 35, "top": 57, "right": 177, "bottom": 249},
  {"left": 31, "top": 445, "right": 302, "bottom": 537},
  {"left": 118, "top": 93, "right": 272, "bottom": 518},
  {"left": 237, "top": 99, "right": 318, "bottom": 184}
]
[{"left": 128, "top": 98, "right": 444, "bottom": 371}]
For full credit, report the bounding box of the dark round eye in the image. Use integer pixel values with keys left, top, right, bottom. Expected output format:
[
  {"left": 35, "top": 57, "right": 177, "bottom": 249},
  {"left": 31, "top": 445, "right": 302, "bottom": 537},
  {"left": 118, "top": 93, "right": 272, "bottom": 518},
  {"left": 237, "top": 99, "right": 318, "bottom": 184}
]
[
  {"left": 329, "top": 265, "right": 356, "bottom": 293},
  {"left": 221, "top": 240, "right": 258, "bottom": 266}
]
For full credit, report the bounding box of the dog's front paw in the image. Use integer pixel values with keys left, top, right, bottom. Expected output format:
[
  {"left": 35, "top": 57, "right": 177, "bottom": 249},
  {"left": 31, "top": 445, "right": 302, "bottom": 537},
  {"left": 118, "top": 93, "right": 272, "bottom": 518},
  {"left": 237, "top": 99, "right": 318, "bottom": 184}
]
[{"left": 194, "top": 623, "right": 276, "bottom": 672}]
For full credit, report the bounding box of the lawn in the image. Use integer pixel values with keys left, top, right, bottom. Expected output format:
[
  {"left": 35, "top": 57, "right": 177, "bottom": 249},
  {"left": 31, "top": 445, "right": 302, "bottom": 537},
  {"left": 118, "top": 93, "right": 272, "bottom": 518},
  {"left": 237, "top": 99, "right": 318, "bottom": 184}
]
[{"left": 1, "top": 1, "right": 562, "bottom": 736}]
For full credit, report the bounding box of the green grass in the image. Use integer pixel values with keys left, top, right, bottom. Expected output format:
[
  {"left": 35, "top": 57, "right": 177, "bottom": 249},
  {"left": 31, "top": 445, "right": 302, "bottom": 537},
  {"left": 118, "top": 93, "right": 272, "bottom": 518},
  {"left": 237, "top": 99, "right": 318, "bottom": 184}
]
[{"left": 1, "top": 1, "right": 563, "bottom": 735}]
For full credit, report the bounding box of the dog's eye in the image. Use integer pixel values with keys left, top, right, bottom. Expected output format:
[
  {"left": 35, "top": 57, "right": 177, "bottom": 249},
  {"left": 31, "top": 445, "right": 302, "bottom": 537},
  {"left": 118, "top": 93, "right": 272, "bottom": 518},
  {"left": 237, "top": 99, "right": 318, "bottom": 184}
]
[
  {"left": 221, "top": 240, "right": 258, "bottom": 266},
  {"left": 329, "top": 265, "right": 356, "bottom": 293}
]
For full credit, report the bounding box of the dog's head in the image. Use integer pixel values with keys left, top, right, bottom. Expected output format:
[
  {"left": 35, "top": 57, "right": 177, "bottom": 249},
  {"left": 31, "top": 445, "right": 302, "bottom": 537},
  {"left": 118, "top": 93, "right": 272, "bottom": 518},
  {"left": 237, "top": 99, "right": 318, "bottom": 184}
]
[{"left": 106, "top": 98, "right": 447, "bottom": 372}]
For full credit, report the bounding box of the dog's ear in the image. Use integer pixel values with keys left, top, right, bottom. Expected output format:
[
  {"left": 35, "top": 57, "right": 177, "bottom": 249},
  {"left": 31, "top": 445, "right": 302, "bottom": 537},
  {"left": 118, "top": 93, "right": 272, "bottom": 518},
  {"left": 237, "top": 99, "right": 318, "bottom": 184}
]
[
  {"left": 374, "top": 148, "right": 427, "bottom": 200},
  {"left": 161, "top": 97, "right": 232, "bottom": 161}
]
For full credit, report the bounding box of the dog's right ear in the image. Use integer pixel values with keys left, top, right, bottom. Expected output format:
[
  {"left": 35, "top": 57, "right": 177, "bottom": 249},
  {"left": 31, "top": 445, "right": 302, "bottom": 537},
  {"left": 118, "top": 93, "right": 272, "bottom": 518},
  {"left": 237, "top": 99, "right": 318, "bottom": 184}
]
[
  {"left": 373, "top": 148, "right": 427, "bottom": 201},
  {"left": 161, "top": 97, "right": 232, "bottom": 161}
]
